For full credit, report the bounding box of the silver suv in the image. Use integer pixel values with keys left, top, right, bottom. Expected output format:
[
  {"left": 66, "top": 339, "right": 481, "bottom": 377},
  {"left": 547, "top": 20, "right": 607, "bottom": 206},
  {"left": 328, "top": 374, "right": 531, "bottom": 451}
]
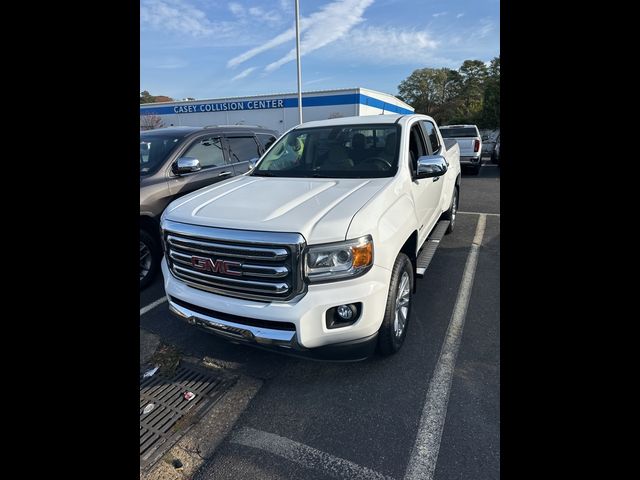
[{"left": 140, "top": 125, "right": 278, "bottom": 288}]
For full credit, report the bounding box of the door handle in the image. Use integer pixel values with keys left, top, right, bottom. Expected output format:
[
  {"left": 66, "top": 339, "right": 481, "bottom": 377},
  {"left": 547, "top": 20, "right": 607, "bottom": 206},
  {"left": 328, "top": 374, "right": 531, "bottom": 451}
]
[{"left": 218, "top": 171, "right": 232, "bottom": 177}]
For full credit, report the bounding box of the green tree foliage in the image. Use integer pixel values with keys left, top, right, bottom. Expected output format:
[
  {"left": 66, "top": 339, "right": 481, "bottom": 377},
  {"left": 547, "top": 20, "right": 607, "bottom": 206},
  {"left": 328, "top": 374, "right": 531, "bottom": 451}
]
[
  {"left": 479, "top": 56, "right": 500, "bottom": 128},
  {"left": 140, "top": 90, "right": 156, "bottom": 104},
  {"left": 140, "top": 91, "right": 174, "bottom": 104},
  {"left": 397, "top": 56, "right": 500, "bottom": 128}
]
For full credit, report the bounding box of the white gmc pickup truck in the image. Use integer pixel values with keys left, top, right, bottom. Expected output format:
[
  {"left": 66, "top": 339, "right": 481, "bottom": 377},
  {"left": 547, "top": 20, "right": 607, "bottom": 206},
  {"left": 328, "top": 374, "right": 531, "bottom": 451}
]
[{"left": 160, "top": 114, "right": 461, "bottom": 360}]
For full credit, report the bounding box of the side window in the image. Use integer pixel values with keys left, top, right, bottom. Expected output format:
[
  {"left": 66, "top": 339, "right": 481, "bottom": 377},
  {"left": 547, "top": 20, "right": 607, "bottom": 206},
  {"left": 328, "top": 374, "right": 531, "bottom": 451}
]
[
  {"left": 409, "top": 124, "right": 428, "bottom": 162},
  {"left": 256, "top": 134, "right": 277, "bottom": 152},
  {"left": 182, "top": 137, "right": 225, "bottom": 168},
  {"left": 420, "top": 121, "right": 441, "bottom": 154},
  {"left": 227, "top": 136, "right": 261, "bottom": 163}
]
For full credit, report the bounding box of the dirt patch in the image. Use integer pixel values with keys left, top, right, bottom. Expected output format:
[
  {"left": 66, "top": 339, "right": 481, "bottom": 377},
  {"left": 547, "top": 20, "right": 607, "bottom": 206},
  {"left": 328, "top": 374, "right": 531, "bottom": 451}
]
[{"left": 150, "top": 343, "right": 181, "bottom": 377}]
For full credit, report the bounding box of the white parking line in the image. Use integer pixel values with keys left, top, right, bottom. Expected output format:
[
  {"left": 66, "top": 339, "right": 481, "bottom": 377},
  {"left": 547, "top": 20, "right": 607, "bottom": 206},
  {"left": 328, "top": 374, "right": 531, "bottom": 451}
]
[
  {"left": 231, "top": 427, "right": 393, "bottom": 480},
  {"left": 404, "top": 214, "right": 487, "bottom": 480},
  {"left": 140, "top": 297, "right": 167, "bottom": 316},
  {"left": 458, "top": 211, "right": 500, "bottom": 216}
]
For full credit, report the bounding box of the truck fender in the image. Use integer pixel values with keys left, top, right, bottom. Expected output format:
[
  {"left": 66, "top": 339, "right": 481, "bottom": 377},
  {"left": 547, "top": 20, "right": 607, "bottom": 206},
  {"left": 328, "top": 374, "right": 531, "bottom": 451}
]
[{"left": 348, "top": 192, "right": 419, "bottom": 274}]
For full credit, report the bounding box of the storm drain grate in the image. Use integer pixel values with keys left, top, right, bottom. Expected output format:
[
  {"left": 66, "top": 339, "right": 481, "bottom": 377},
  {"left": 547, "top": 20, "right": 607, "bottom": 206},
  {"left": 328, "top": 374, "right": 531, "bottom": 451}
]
[{"left": 140, "top": 362, "right": 235, "bottom": 470}]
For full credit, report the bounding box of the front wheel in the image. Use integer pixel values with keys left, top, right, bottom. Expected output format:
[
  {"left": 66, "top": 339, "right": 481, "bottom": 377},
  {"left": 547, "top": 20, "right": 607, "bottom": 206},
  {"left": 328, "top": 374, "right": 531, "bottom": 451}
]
[
  {"left": 378, "top": 253, "right": 414, "bottom": 356},
  {"left": 140, "top": 229, "right": 161, "bottom": 289}
]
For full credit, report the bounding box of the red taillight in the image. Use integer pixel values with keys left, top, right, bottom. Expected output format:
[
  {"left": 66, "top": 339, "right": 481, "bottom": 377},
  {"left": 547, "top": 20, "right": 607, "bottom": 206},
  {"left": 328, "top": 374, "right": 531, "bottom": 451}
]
[{"left": 474, "top": 139, "right": 480, "bottom": 152}]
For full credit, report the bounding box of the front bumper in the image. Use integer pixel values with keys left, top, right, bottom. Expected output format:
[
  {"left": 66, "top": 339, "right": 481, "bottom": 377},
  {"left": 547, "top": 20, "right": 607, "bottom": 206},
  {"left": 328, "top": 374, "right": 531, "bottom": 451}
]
[{"left": 162, "top": 258, "right": 391, "bottom": 360}]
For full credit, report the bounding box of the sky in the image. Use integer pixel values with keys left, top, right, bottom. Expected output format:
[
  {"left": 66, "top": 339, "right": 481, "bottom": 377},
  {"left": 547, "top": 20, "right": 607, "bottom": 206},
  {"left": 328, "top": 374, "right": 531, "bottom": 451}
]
[{"left": 140, "top": 0, "right": 500, "bottom": 100}]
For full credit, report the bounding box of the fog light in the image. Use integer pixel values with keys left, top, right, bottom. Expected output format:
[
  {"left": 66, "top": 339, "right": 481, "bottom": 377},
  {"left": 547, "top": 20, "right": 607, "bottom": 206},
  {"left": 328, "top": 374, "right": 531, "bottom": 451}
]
[
  {"left": 326, "top": 303, "right": 361, "bottom": 329},
  {"left": 337, "top": 305, "right": 354, "bottom": 320}
]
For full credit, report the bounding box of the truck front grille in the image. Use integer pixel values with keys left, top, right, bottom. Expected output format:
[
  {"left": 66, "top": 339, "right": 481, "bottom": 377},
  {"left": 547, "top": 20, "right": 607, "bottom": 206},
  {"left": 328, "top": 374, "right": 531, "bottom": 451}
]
[{"left": 162, "top": 220, "right": 306, "bottom": 302}]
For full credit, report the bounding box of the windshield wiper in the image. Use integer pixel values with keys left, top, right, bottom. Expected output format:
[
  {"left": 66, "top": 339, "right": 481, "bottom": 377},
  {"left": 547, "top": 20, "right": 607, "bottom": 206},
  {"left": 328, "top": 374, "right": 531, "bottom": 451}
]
[{"left": 251, "top": 171, "right": 276, "bottom": 177}]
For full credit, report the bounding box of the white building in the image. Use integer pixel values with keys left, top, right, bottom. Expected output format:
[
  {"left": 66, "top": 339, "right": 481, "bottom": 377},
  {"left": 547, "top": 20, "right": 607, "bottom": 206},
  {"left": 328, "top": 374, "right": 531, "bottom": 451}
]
[{"left": 140, "top": 87, "right": 413, "bottom": 134}]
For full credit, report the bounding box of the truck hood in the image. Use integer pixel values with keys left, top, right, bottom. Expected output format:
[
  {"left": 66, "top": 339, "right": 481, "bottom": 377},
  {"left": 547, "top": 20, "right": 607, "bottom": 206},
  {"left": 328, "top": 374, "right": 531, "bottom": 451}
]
[{"left": 164, "top": 175, "right": 393, "bottom": 244}]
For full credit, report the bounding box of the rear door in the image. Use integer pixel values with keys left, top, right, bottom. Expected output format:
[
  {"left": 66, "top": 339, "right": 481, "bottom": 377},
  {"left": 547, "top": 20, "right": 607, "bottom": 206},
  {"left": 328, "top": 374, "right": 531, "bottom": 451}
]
[
  {"left": 167, "top": 134, "right": 234, "bottom": 198},
  {"left": 225, "top": 135, "right": 263, "bottom": 175}
]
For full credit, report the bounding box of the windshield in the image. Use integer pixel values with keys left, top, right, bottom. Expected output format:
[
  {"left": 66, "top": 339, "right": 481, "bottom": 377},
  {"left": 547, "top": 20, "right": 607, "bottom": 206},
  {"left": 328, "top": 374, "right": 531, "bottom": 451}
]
[
  {"left": 252, "top": 124, "right": 400, "bottom": 178},
  {"left": 440, "top": 127, "right": 478, "bottom": 138},
  {"left": 140, "top": 134, "right": 183, "bottom": 175}
]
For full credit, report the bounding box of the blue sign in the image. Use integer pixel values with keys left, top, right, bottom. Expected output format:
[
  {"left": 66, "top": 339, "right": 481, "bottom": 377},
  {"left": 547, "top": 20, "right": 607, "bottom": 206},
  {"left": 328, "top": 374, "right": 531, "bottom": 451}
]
[
  {"left": 172, "top": 99, "right": 285, "bottom": 114},
  {"left": 140, "top": 93, "right": 413, "bottom": 116}
]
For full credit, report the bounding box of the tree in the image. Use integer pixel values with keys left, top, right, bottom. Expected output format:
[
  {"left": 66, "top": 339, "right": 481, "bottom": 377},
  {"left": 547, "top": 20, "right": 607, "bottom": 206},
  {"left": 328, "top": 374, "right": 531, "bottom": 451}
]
[
  {"left": 140, "top": 114, "right": 164, "bottom": 130},
  {"left": 457, "top": 60, "right": 489, "bottom": 121},
  {"left": 396, "top": 57, "right": 499, "bottom": 127},
  {"left": 398, "top": 67, "right": 465, "bottom": 125},
  {"left": 478, "top": 56, "right": 500, "bottom": 128},
  {"left": 140, "top": 90, "right": 155, "bottom": 104},
  {"left": 140, "top": 91, "right": 174, "bottom": 104}
]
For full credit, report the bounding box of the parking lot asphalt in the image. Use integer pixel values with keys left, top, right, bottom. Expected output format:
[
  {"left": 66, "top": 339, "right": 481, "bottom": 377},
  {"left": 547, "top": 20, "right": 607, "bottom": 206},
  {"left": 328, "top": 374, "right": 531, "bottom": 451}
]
[{"left": 140, "top": 160, "right": 500, "bottom": 479}]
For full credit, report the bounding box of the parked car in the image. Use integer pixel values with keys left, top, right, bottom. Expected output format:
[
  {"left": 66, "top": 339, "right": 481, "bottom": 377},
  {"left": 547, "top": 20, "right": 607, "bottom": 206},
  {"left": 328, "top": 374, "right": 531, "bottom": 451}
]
[
  {"left": 140, "top": 125, "right": 279, "bottom": 288},
  {"left": 491, "top": 134, "right": 500, "bottom": 166},
  {"left": 440, "top": 124, "right": 482, "bottom": 175},
  {"left": 160, "top": 114, "right": 461, "bottom": 359},
  {"left": 481, "top": 135, "right": 495, "bottom": 156}
]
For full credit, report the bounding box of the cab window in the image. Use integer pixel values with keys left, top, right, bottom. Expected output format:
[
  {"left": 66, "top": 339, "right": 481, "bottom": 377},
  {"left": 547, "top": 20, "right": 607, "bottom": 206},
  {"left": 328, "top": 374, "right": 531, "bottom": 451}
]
[{"left": 182, "top": 137, "right": 225, "bottom": 168}]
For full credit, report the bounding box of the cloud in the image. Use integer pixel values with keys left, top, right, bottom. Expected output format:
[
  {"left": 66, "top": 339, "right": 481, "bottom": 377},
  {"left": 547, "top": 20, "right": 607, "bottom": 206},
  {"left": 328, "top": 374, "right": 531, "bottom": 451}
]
[
  {"left": 227, "top": 0, "right": 374, "bottom": 72},
  {"left": 476, "top": 19, "right": 494, "bottom": 38},
  {"left": 304, "top": 76, "right": 334, "bottom": 86},
  {"left": 227, "top": 28, "right": 297, "bottom": 68},
  {"left": 279, "top": 0, "right": 292, "bottom": 11},
  {"left": 228, "top": 3, "right": 282, "bottom": 25},
  {"left": 228, "top": 2, "right": 244, "bottom": 16},
  {"left": 141, "top": 0, "right": 215, "bottom": 37},
  {"left": 432, "top": 12, "right": 447, "bottom": 17},
  {"left": 264, "top": 0, "right": 374, "bottom": 72},
  {"left": 231, "top": 67, "right": 257, "bottom": 81},
  {"left": 335, "top": 25, "right": 439, "bottom": 64},
  {"left": 154, "top": 58, "right": 189, "bottom": 69},
  {"left": 456, "top": 13, "right": 464, "bottom": 18},
  {"left": 248, "top": 6, "right": 281, "bottom": 24}
]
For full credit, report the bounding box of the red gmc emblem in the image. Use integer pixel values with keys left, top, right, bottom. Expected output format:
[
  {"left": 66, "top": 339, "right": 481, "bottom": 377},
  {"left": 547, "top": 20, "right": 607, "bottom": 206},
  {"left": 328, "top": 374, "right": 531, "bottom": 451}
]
[{"left": 190, "top": 256, "right": 242, "bottom": 276}]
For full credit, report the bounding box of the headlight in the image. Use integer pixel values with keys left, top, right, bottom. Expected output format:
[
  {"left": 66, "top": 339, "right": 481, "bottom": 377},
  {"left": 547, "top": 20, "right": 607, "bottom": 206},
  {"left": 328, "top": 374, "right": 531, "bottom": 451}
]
[{"left": 305, "top": 235, "right": 373, "bottom": 283}]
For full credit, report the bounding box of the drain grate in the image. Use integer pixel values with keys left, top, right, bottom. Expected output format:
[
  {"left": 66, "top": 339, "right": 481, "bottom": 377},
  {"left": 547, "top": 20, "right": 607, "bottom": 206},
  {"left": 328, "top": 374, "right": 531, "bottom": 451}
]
[{"left": 140, "top": 361, "right": 235, "bottom": 470}]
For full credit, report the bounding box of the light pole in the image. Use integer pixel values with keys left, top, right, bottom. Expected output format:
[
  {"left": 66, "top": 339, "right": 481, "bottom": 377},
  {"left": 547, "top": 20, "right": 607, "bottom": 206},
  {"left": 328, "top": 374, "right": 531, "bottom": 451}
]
[{"left": 295, "top": 0, "right": 303, "bottom": 124}]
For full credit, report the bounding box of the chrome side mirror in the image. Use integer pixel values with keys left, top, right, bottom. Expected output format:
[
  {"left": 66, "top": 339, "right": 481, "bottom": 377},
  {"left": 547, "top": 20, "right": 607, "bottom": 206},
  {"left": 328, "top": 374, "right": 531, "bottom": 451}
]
[
  {"left": 174, "top": 157, "right": 201, "bottom": 175},
  {"left": 416, "top": 155, "right": 448, "bottom": 179}
]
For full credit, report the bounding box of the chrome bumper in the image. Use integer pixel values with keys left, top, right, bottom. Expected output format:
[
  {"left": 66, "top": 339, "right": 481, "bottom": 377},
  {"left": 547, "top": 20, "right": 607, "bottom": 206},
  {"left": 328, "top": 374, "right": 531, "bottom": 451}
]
[
  {"left": 460, "top": 156, "right": 481, "bottom": 164},
  {"left": 168, "top": 299, "right": 296, "bottom": 348}
]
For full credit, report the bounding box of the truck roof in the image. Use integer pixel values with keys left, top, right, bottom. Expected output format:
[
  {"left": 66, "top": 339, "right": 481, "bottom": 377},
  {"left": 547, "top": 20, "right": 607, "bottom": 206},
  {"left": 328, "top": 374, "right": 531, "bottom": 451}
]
[
  {"left": 141, "top": 125, "right": 277, "bottom": 136},
  {"left": 297, "top": 114, "right": 432, "bottom": 129}
]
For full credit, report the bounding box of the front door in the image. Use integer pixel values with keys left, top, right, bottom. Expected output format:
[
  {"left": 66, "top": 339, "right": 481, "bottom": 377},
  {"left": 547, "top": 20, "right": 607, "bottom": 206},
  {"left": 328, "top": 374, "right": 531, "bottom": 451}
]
[
  {"left": 408, "top": 122, "right": 444, "bottom": 246},
  {"left": 168, "top": 135, "right": 234, "bottom": 198}
]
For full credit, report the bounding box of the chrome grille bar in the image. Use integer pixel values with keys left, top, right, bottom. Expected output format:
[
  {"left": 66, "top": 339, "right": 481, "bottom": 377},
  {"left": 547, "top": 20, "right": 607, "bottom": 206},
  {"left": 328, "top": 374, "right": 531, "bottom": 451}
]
[
  {"left": 161, "top": 219, "right": 306, "bottom": 302},
  {"left": 167, "top": 235, "right": 288, "bottom": 261}
]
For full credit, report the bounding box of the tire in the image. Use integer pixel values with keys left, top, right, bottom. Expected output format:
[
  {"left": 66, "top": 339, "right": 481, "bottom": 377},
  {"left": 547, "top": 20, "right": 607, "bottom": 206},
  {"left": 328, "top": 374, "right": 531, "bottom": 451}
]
[
  {"left": 491, "top": 150, "right": 497, "bottom": 164},
  {"left": 469, "top": 164, "right": 480, "bottom": 175},
  {"left": 442, "top": 186, "right": 458, "bottom": 234},
  {"left": 140, "top": 229, "right": 161, "bottom": 290},
  {"left": 378, "top": 253, "right": 414, "bottom": 356}
]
